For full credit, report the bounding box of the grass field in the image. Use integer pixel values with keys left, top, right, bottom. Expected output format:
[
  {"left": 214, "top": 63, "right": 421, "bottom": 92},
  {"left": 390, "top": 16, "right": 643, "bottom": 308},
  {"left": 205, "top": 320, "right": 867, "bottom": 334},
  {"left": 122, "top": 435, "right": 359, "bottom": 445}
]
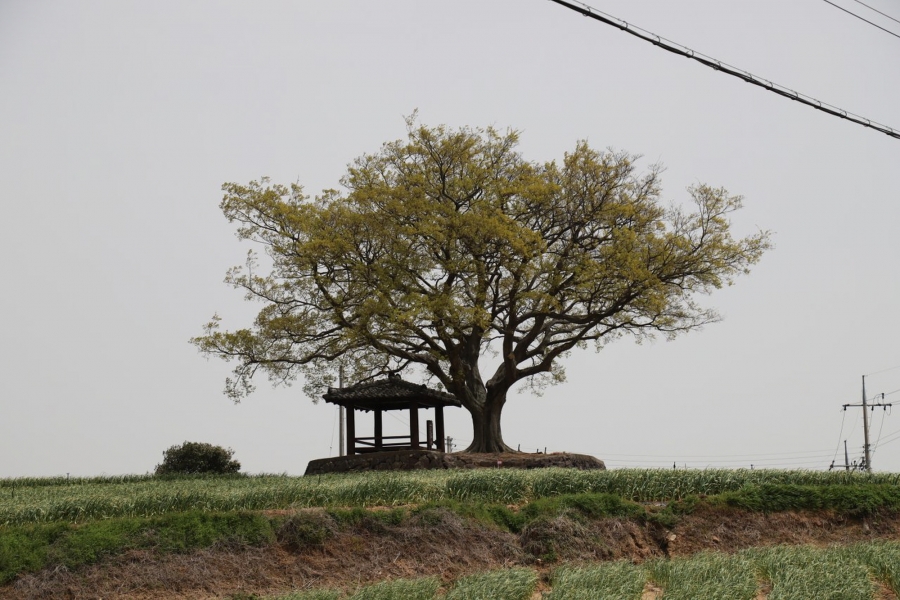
[
  {"left": 246, "top": 542, "right": 900, "bottom": 600},
  {"left": 3, "top": 468, "right": 900, "bottom": 526},
  {"left": 3, "top": 468, "right": 900, "bottom": 598}
]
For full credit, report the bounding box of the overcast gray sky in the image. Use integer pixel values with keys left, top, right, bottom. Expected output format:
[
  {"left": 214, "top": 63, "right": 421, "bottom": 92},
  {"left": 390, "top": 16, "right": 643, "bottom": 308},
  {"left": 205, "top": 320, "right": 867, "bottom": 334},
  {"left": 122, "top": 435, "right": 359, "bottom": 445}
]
[{"left": 1, "top": 0, "right": 898, "bottom": 477}]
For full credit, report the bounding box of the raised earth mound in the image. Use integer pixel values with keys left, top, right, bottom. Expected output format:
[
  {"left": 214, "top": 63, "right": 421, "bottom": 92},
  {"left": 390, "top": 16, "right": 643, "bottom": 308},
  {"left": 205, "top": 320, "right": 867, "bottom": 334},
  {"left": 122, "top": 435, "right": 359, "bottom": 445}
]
[{"left": 304, "top": 450, "right": 606, "bottom": 475}]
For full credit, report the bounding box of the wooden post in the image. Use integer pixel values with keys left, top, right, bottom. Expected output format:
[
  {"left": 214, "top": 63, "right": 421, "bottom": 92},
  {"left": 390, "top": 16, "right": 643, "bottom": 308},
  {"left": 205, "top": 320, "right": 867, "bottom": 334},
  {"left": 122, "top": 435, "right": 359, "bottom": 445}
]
[
  {"left": 374, "top": 409, "right": 383, "bottom": 450},
  {"left": 426, "top": 420, "right": 434, "bottom": 449},
  {"left": 338, "top": 366, "right": 344, "bottom": 457},
  {"left": 410, "top": 402, "right": 419, "bottom": 449},
  {"left": 436, "top": 406, "right": 445, "bottom": 452},
  {"left": 346, "top": 404, "right": 356, "bottom": 456}
]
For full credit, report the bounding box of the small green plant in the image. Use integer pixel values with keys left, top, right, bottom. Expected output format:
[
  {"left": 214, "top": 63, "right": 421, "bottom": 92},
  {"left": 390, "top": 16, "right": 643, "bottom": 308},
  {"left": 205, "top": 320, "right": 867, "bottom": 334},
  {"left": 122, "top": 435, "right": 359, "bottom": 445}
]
[
  {"left": 648, "top": 552, "right": 757, "bottom": 600},
  {"left": 154, "top": 441, "right": 241, "bottom": 475},
  {"left": 520, "top": 515, "right": 591, "bottom": 562},
  {"left": 846, "top": 540, "right": 900, "bottom": 595},
  {"left": 271, "top": 591, "right": 342, "bottom": 600},
  {"left": 746, "top": 544, "right": 875, "bottom": 600},
  {"left": 549, "top": 561, "right": 646, "bottom": 600},
  {"left": 348, "top": 576, "right": 439, "bottom": 600}
]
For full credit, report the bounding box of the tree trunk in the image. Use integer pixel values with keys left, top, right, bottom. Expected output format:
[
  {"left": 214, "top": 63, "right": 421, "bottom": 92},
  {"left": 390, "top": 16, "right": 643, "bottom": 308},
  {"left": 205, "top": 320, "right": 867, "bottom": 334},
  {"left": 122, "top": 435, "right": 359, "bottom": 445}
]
[{"left": 464, "top": 391, "right": 513, "bottom": 453}]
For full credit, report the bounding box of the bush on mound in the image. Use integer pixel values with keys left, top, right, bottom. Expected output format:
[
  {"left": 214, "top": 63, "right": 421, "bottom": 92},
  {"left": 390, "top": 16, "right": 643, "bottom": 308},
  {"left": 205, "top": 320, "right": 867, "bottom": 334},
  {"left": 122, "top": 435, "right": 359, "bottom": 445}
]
[{"left": 155, "top": 441, "right": 241, "bottom": 475}]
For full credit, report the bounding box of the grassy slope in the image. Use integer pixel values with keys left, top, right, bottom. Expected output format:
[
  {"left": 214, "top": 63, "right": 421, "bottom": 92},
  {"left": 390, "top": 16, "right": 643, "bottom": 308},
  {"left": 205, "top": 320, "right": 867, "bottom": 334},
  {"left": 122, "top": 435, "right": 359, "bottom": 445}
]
[{"left": 3, "top": 470, "right": 900, "bottom": 597}]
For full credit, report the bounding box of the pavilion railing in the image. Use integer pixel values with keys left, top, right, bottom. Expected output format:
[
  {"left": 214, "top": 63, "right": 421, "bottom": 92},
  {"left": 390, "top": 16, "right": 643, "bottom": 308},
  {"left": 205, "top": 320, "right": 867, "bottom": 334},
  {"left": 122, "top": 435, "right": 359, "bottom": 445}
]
[{"left": 353, "top": 435, "right": 438, "bottom": 453}]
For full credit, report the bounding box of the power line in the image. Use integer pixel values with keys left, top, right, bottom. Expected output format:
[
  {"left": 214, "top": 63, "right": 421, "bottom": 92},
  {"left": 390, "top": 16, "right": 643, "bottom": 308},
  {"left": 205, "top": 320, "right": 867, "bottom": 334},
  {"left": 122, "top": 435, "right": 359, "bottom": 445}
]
[
  {"left": 822, "top": 0, "right": 900, "bottom": 40},
  {"left": 831, "top": 408, "right": 848, "bottom": 466},
  {"left": 608, "top": 458, "right": 835, "bottom": 468},
  {"left": 328, "top": 405, "right": 339, "bottom": 454},
  {"left": 604, "top": 453, "right": 835, "bottom": 463},
  {"left": 853, "top": 0, "right": 900, "bottom": 23},
  {"left": 872, "top": 430, "right": 900, "bottom": 449},
  {"left": 599, "top": 448, "right": 836, "bottom": 459},
  {"left": 546, "top": 0, "right": 900, "bottom": 140},
  {"left": 849, "top": 0, "right": 900, "bottom": 26},
  {"left": 866, "top": 364, "right": 900, "bottom": 377},
  {"left": 871, "top": 421, "right": 900, "bottom": 448},
  {"left": 872, "top": 407, "right": 889, "bottom": 453}
]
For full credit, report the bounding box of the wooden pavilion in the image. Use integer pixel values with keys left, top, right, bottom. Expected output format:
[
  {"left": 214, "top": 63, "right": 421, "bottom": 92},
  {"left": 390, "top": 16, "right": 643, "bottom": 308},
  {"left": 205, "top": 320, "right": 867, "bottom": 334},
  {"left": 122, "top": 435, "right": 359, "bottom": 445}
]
[{"left": 322, "top": 375, "right": 461, "bottom": 456}]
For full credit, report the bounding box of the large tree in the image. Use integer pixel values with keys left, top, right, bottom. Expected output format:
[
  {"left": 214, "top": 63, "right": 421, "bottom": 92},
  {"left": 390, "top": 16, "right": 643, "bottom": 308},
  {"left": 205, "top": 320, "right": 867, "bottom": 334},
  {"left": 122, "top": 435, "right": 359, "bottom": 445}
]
[{"left": 193, "top": 120, "right": 770, "bottom": 452}]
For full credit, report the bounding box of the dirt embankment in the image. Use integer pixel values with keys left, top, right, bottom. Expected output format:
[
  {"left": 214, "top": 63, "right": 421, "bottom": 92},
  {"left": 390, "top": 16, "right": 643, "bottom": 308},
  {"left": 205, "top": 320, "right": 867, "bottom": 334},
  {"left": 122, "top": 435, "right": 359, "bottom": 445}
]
[{"left": 5, "top": 506, "right": 900, "bottom": 600}]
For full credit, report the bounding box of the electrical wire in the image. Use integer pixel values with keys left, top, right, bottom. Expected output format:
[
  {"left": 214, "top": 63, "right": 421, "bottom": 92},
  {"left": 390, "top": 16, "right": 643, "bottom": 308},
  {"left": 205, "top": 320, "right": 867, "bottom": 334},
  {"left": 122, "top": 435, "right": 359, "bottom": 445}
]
[
  {"left": 871, "top": 431, "right": 900, "bottom": 449},
  {"left": 328, "top": 405, "right": 338, "bottom": 454},
  {"left": 601, "top": 449, "right": 836, "bottom": 457},
  {"left": 607, "top": 458, "right": 835, "bottom": 469},
  {"left": 821, "top": 0, "right": 900, "bottom": 40},
  {"left": 848, "top": 401, "right": 862, "bottom": 443},
  {"left": 871, "top": 425, "right": 900, "bottom": 448},
  {"left": 599, "top": 454, "right": 835, "bottom": 464},
  {"left": 872, "top": 405, "right": 888, "bottom": 453},
  {"left": 831, "top": 408, "right": 848, "bottom": 466},
  {"left": 546, "top": 0, "right": 900, "bottom": 140},
  {"left": 598, "top": 448, "right": 836, "bottom": 458},
  {"left": 865, "top": 364, "right": 900, "bottom": 377},
  {"left": 850, "top": 0, "right": 900, "bottom": 25}
]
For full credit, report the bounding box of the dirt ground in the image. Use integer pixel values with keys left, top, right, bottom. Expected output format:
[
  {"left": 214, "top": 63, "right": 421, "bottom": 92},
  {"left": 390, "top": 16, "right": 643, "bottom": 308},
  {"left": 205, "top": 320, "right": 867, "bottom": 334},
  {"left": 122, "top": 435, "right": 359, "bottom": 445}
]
[{"left": 4, "top": 507, "right": 900, "bottom": 600}]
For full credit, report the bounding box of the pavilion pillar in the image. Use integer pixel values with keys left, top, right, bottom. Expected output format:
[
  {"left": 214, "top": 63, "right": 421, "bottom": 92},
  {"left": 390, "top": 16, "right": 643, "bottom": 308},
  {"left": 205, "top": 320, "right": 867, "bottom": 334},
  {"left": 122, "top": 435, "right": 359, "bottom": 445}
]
[
  {"left": 374, "top": 409, "right": 383, "bottom": 450},
  {"left": 409, "top": 402, "right": 419, "bottom": 448},
  {"left": 346, "top": 404, "right": 356, "bottom": 456},
  {"left": 436, "top": 406, "right": 445, "bottom": 452}
]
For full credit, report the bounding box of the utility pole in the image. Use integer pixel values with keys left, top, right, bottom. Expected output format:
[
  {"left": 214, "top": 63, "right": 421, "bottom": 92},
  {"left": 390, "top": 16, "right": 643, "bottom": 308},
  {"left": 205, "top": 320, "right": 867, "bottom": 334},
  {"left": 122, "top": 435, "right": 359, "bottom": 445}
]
[
  {"left": 842, "top": 375, "right": 892, "bottom": 473},
  {"left": 845, "top": 440, "right": 850, "bottom": 472},
  {"left": 830, "top": 440, "right": 854, "bottom": 472},
  {"left": 338, "top": 365, "right": 345, "bottom": 457}
]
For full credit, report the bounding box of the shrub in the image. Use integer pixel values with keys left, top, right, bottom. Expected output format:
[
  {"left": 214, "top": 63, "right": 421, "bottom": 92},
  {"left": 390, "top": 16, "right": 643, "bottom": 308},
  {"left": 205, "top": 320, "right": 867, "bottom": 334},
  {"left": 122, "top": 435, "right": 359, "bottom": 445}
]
[
  {"left": 276, "top": 512, "right": 336, "bottom": 551},
  {"left": 154, "top": 441, "right": 241, "bottom": 475}
]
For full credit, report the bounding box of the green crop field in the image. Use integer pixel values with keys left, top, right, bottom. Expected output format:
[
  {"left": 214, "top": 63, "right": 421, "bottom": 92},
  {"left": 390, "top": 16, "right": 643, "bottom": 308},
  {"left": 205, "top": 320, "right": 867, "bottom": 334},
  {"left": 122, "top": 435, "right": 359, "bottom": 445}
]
[
  {"left": 3, "top": 469, "right": 900, "bottom": 598},
  {"left": 3, "top": 468, "right": 899, "bottom": 526},
  {"left": 252, "top": 542, "right": 900, "bottom": 600}
]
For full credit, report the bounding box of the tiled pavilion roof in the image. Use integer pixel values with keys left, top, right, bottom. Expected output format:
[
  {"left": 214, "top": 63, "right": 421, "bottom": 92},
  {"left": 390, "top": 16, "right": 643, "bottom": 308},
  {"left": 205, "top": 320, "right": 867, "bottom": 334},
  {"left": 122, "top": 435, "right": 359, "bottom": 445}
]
[{"left": 322, "top": 376, "right": 461, "bottom": 411}]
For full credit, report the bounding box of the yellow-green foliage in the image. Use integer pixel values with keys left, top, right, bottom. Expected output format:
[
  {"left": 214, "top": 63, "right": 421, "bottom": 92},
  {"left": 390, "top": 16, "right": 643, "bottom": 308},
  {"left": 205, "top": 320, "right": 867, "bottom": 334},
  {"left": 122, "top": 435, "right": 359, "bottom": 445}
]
[{"left": 192, "top": 120, "right": 769, "bottom": 458}]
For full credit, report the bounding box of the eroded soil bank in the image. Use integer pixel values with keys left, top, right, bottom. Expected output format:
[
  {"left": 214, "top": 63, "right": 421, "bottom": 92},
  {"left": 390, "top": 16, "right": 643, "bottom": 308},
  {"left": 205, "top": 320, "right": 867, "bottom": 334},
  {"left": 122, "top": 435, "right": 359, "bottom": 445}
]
[{"left": 4, "top": 507, "right": 900, "bottom": 600}]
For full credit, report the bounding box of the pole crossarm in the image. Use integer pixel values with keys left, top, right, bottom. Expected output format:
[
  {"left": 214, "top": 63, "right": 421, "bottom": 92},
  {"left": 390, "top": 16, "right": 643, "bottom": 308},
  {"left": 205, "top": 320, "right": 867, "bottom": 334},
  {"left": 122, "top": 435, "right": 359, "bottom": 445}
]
[{"left": 840, "top": 376, "right": 894, "bottom": 472}]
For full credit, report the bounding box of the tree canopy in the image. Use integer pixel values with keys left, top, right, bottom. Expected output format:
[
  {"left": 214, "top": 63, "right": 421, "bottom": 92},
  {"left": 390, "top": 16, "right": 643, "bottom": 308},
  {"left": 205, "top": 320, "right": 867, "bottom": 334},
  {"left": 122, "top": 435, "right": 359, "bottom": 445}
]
[{"left": 193, "top": 120, "right": 770, "bottom": 452}]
